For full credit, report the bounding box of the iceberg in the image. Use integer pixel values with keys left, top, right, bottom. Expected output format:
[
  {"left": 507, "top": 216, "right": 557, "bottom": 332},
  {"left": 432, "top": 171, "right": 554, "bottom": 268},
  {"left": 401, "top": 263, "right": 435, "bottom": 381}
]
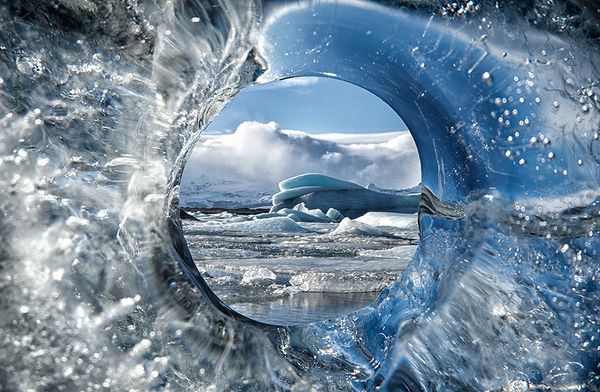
[
  {"left": 354, "top": 212, "right": 418, "bottom": 230},
  {"left": 329, "top": 217, "right": 387, "bottom": 237},
  {"left": 278, "top": 173, "right": 364, "bottom": 191},
  {"left": 271, "top": 173, "right": 420, "bottom": 218}
]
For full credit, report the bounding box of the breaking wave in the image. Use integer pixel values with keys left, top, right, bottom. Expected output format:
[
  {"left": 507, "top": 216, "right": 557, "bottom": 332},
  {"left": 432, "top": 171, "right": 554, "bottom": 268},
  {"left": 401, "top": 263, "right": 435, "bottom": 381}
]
[{"left": 1, "top": 0, "right": 599, "bottom": 390}]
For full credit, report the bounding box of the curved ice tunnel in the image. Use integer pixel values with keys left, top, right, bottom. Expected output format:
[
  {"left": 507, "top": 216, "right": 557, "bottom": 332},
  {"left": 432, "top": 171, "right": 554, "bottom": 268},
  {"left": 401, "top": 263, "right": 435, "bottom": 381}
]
[{"left": 1, "top": 0, "right": 599, "bottom": 390}]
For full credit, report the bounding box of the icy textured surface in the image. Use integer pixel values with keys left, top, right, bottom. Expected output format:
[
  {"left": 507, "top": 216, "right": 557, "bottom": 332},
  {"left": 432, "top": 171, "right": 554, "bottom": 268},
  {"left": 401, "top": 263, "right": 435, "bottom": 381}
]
[
  {"left": 183, "top": 212, "right": 417, "bottom": 321},
  {"left": 1, "top": 0, "right": 599, "bottom": 391}
]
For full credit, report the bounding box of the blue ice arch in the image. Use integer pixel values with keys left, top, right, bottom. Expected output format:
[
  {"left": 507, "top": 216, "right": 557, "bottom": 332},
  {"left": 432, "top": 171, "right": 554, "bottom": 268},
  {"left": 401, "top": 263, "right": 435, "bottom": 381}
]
[{"left": 1, "top": 0, "right": 599, "bottom": 391}]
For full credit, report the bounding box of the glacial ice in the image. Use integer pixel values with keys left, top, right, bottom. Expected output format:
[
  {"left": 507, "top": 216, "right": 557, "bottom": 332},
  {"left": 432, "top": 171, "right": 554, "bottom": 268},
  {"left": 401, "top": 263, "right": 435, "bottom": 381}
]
[
  {"left": 354, "top": 212, "right": 418, "bottom": 230},
  {"left": 271, "top": 173, "right": 420, "bottom": 218},
  {"left": 359, "top": 245, "right": 418, "bottom": 259},
  {"left": 289, "top": 271, "right": 397, "bottom": 293},
  {"left": 329, "top": 217, "right": 387, "bottom": 237},
  {"left": 277, "top": 208, "right": 332, "bottom": 223},
  {"left": 278, "top": 173, "right": 365, "bottom": 191},
  {"left": 325, "top": 208, "right": 344, "bottom": 222},
  {"left": 241, "top": 267, "right": 277, "bottom": 285}
]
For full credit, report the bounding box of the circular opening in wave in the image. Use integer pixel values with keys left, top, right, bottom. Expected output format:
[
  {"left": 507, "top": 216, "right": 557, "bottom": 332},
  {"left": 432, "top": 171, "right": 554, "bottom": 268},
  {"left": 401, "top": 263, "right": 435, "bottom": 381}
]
[{"left": 177, "top": 76, "right": 422, "bottom": 325}]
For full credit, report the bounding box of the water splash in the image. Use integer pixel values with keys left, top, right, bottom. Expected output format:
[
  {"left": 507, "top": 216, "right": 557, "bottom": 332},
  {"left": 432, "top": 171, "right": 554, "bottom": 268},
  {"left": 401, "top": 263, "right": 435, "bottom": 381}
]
[{"left": 1, "top": 0, "right": 599, "bottom": 390}]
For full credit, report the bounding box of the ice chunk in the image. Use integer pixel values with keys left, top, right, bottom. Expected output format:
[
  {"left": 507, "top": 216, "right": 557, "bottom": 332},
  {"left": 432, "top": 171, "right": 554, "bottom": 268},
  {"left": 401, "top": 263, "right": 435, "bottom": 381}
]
[
  {"left": 293, "top": 202, "right": 329, "bottom": 220},
  {"left": 326, "top": 208, "right": 344, "bottom": 222},
  {"left": 241, "top": 267, "right": 276, "bottom": 285},
  {"left": 355, "top": 212, "right": 417, "bottom": 229},
  {"left": 279, "top": 209, "right": 332, "bottom": 223},
  {"left": 207, "top": 216, "right": 312, "bottom": 234},
  {"left": 329, "top": 217, "right": 386, "bottom": 236},
  {"left": 289, "top": 271, "right": 395, "bottom": 292}
]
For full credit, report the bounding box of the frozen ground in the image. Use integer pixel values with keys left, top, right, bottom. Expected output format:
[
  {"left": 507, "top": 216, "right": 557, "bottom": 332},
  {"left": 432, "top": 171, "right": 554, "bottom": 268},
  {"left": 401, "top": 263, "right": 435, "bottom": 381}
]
[{"left": 183, "top": 211, "right": 418, "bottom": 324}]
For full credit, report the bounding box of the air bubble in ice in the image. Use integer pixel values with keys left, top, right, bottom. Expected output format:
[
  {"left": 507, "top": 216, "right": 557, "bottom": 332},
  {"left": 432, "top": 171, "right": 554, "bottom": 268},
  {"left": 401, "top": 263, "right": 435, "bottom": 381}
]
[{"left": 481, "top": 71, "right": 492, "bottom": 85}]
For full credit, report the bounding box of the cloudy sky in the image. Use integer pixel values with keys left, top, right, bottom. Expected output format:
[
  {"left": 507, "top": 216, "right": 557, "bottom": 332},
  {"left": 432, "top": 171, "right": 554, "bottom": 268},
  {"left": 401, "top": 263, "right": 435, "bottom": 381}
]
[
  {"left": 180, "top": 77, "right": 420, "bottom": 206},
  {"left": 205, "top": 77, "right": 408, "bottom": 134}
]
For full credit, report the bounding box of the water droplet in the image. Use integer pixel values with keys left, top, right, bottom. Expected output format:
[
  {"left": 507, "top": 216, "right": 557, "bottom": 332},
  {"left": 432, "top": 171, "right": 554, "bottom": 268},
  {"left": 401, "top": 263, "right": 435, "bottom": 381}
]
[
  {"left": 535, "top": 97, "right": 541, "bottom": 104},
  {"left": 582, "top": 105, "right": 589, "bottom": 112},
  {"left": 560, "top": 244, "right": 569, "bottom": 253},
  {"left": 577, "top": 159, "right": 583, "bottom": 166},
  {"left": 504, "top": 150, "right": 512, "bottom": 157},
  {"left": 548, "top": 152, "right": 555, "bottom": 159},
  {"left": 507, "top": 136, "right": 513, "bottom": 142},
  {"left": 518, "top": 158, "right": 525, "bottom": 165},
  {"left": 191, "top": 17, "right": 201, "bottom": 23},
  {"left": 563, "top": 169, "right": 568, "bottom": 175},
  {"left": 481, "top": 71, "right": 493, "bottom": 85},
  {"left": 530, "top": 137, "right": 537, "bottom": 144}
]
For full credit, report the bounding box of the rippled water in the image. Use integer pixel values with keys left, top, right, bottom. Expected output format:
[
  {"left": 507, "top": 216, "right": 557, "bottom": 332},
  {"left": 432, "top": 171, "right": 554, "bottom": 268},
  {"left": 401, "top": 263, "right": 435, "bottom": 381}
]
[{"left": 1, "top": 0, "right": 599, "bottom": 390}]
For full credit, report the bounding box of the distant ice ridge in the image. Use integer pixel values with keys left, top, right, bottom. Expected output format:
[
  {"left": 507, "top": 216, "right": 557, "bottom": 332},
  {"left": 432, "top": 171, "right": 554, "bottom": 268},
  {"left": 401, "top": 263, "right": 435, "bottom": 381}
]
[{"left": 271, "top": 173, "right": 420, "bottom": 218}]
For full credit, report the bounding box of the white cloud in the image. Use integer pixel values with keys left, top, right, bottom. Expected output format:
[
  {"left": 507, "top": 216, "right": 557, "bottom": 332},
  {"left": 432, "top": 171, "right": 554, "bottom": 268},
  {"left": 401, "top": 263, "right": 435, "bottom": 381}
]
[{"left": 181, "top": 121, "right": 421, "bottom": 206}]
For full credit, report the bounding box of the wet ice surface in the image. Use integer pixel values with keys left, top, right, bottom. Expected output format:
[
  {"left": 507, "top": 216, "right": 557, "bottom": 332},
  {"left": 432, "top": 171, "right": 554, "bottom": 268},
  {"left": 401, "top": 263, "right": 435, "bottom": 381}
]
[{"left": 183, "top": 212, "right": 418, "bottom": 324}]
